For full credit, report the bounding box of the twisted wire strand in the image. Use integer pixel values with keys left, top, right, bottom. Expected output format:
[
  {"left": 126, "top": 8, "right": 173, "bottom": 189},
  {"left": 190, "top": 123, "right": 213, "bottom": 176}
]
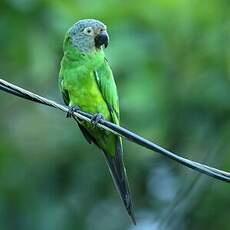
[{"left": 0, "top": 78, "right": 229, "bottom": 183}]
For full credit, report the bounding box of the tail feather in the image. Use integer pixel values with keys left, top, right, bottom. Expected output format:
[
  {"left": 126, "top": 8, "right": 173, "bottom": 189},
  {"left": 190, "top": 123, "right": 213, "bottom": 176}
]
[{"left": 103, "top": 137, "right": 136, "bottom": 225}]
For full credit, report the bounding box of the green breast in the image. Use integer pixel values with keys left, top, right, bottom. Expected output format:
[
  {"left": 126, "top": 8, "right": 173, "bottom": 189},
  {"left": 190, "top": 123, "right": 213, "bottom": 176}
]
[{"left": 64, "top": 66, "right": 111, "bottom": 121}]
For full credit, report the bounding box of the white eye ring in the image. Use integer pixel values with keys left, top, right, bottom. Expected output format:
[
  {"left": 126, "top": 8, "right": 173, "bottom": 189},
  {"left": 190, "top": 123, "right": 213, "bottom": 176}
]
[{"left": 83, "top": 27, "right": 94, "bottom": 35}]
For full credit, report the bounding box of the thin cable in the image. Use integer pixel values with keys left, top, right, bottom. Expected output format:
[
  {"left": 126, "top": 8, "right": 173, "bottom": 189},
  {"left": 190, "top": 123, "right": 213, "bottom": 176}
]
[{"left": 0, "top": 78, "right": 229, "bottom": 183}]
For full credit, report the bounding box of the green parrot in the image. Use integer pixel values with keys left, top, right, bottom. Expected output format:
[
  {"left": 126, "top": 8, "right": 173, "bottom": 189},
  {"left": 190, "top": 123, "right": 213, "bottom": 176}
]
[{"left": 59, "top": 19, "right": 135, "bottom": 224}]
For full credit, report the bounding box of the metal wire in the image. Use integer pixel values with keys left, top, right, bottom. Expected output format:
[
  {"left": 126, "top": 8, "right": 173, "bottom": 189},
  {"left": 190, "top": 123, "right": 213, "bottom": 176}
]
[{"left": 0, "top": 78, "right": 230, "bottom": 183}]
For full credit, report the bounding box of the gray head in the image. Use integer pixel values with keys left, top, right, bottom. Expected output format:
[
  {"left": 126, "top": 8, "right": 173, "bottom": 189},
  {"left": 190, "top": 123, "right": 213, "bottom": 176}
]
[{"left": 68, "top": 19, "right": 109, "bottom": 53}]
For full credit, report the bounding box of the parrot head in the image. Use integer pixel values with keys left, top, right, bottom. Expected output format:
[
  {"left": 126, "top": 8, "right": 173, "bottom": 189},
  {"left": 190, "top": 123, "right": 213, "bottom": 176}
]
[{"left": 67, "top": 19, "right": 109, "bottom": 53}]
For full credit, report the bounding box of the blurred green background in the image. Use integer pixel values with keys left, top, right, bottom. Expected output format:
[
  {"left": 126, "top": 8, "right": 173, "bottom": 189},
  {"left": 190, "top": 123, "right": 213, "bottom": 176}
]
[{"left": 0, "top": 0, "right": 230, "bottom": 229}]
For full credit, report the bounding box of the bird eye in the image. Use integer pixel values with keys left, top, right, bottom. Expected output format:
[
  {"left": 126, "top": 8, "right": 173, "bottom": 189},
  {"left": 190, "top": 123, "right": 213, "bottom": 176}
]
[{"left": 83, "top": 27, "right": 93, "bottom": 35}]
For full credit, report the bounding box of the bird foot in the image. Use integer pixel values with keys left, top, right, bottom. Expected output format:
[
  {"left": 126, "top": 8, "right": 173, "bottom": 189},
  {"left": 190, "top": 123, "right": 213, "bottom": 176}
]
[
  {"left": 66, "top": 106, "right": 80, "bottom": 118},
  {"left": 91, "top": 113, "right": 104, "bottom": 126}
]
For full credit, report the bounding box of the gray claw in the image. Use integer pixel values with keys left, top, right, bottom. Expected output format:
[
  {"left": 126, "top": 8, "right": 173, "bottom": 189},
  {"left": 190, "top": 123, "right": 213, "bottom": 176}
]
[
  {"left": 91, "top": 113, "right": 104, "bottom": 126},
  {"left": 66, "top": 106, "right": 80, "bottom": 118}
]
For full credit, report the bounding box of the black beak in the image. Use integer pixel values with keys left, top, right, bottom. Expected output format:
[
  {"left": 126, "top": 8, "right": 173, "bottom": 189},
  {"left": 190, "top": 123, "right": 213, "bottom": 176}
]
[{"left": 95, "top": 32, "right": 109, "bottom": 49}]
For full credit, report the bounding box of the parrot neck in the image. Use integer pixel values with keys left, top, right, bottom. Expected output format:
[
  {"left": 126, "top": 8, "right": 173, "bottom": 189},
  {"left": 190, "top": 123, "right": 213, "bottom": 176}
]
[{"left": 61, "top": 46, "right": 105, "bottom": 72}]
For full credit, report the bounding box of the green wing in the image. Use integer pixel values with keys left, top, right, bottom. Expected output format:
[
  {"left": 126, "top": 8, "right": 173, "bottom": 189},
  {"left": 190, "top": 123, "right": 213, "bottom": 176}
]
[
  {"left": 59, "top": 75, "right": 70, "bottom": 105},
  {"left": 94, "top": 58, "right": 120, "bottom": 124},
  {"left": 94, "top": 59, "right": 136, "bottom": 222}
]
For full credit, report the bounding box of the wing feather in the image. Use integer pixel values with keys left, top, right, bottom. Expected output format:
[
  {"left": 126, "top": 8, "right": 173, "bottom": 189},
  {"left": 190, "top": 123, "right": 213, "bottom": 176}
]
[{"left": 94, "top": 58, "right": 120, "bottom": 124}]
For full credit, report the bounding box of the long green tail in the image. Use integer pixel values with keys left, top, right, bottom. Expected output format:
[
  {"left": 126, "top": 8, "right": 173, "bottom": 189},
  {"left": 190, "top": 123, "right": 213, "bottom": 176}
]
[{"left": 103, "top": 137, "right": 136, "bottom": 224}]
